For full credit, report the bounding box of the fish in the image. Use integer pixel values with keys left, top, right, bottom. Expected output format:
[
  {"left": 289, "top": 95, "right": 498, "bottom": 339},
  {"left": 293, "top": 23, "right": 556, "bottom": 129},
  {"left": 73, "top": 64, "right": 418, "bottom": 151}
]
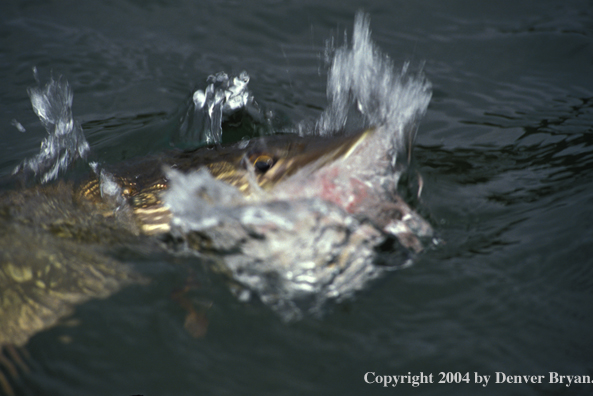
[
  {"left": 78, "top": 128, "right": 432, "bottom": 250},
  {"left": 1, "top": 9, "right": 433, "bottom": 356}
]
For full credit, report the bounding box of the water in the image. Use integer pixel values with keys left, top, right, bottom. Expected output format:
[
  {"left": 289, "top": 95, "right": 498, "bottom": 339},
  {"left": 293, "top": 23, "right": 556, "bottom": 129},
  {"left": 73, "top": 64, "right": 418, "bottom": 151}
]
[
  {"left": 13, "top": 70, "right": 90, "bottom": 183},
  {"left": 1, "top": 1, "right": 592, "bottom": 395}
]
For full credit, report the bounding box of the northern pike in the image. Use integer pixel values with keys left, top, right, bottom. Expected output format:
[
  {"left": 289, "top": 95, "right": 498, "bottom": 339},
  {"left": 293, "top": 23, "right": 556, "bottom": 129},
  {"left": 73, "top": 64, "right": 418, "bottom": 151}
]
[{"left": 0, "top": 11, "right": 433, "bottom": 363}]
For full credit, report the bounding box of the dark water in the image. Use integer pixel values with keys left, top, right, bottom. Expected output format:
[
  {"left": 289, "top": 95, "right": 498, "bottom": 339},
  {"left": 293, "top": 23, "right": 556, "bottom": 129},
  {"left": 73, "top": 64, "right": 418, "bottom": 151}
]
[{"left": 1, "top": 1, "right": 593, "bottom": 395}]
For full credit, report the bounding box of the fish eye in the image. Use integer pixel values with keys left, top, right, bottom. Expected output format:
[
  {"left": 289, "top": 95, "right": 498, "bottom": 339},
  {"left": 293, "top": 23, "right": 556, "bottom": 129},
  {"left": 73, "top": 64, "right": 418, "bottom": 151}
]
[{"left": 253, "top": 155, "right": 274, "bottom": 173}]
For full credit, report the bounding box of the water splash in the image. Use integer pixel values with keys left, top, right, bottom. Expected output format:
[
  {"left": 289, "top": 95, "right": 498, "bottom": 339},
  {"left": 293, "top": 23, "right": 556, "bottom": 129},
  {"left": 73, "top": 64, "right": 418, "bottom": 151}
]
[
  {"left": 163, "top": 12, "right": 432, "bottom": 319},
  {"left": 164, "top": 168, "right": 386, "bottom": 321},
  {"left": 272, "top": 12, "right": 433, "bottom": 245},
  {"left": 315, "top": 11, "right": 431, "bottom": 164},
  {"left": 87, "top": 162, "right": 125, "bottom": 208},
  {"left": 11, "top": 119, "right": 26, "bottom": 133},
  {"left": 13, "top": 69, "right": 90, "bottom": 183},
  {"left": 175, "top": 71, "right": 263, "bottom": 146},
  {"left": 164, "top": 167, "right": 246, "bottom": 233}
]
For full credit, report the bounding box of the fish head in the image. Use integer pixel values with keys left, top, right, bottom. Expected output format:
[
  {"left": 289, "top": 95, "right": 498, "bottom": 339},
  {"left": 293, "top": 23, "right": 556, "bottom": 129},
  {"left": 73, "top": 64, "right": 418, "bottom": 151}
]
[{"left": 219, "top": 127, "right": 434, "bottom": 252}]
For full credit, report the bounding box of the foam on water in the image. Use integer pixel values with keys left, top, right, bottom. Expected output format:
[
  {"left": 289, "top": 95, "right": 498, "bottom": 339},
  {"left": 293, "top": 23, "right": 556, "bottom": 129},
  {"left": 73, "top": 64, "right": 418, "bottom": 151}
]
[{"left": 13, "top": 69, "right": 90, "bottom": 183}]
